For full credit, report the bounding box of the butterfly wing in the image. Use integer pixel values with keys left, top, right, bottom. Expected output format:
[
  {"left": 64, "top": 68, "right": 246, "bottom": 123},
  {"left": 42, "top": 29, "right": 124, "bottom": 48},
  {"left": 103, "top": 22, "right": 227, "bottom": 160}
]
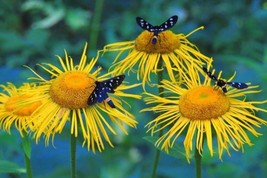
[
  {"left": 101, "top": 75, "right": 125, "bottom": 93},
  {"left": 87, "top": 75, "right": 125, "bottom": 106},
  {"left": 87, "top": 84, "right": 106, "bottom": 105},
  {"left": 158, "top": 15, "right": 178, "bottom": 32},
  {"left": 227, "top": 82, "right": 248, "bottom": 89},
  {"left": 87, "top": 87, "right": 98, "bottom": 106},
  {"left": 136, "top": 17, "right": 155, "bottom": 32}
]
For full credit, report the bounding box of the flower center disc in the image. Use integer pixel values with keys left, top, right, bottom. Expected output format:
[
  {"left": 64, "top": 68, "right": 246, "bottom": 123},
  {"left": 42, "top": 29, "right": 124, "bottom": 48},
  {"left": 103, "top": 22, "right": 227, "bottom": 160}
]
[
  {"left": 135, "top": 30, "right": 180, "bottom": 54},
  {"left": 49, "top": 71, "right": 96, "bottom": 109},
  {"left": 179, "top": 86, "right": 230, "bottom": 120},
  {"left": 5, "top": 95, "right": 42, "bottom": 116}
]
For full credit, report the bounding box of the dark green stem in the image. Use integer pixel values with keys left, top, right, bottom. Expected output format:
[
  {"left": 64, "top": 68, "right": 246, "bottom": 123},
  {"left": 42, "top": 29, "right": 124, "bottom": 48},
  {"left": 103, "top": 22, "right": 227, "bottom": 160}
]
[
  {"left": 22, "top": 132, "right": 32, "bottom": 178},
  {"left": 150, "top": 130, "right": 163, "bottom": 178},
  {"left": 157, "top": 58, "right": 164, "bottom": 95},
  {"left": 195, "top": 147, "right": 202, "bottom": 178},
  {"left": 23, "top": 149, "right": 32, "bottom": 178},
  {"left": 151, "top": 59, "right": 164, "bottom": 178},
  {"left": 70, "top": 133, "right": 77, "bottom": 178},
  {"left": 89, "top": 0, "right": 104, "bottom": 51}
]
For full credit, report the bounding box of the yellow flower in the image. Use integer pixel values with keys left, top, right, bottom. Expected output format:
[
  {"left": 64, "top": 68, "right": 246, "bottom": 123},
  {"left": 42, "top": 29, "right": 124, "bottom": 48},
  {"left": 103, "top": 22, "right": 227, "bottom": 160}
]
[
  {"left": 142, "top": 66, "right": 267, "bottom": 162},
  {"left": 102, "top": 27, "right": 212, "bottom": 87},
  {"left": 26, "top": 43, "right": 141, "bottom": 152},
  {"left": 0, "top": 83, "right": 42, "bottom": 136}
]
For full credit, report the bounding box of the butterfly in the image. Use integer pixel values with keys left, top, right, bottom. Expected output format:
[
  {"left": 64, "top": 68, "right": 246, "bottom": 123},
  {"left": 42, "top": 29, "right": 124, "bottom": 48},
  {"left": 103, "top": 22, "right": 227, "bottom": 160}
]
[
  {"left": 136, "top": 15, "right": 178, "bottom": 44},
  {"left": 87, "top": 75, "right": 125, "bottom": 108},
  {"left": 202, "top": 67, "right": 248, "bottom": 93}
]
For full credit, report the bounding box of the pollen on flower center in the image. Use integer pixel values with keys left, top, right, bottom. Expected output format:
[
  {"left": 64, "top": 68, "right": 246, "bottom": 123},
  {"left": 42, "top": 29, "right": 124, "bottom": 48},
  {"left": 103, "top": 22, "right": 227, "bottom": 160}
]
[
  {"left": 179, "top": 86, "right": 230, "bottom": 120},
  {"left": 5, "top": 95, "right": 42, "bottom": 116},
  {"left": 135, "top": 30, "right": 180, "bottom": 54},
  {"left": 49, "top": 71, "right": 96, "bottom": 109}
]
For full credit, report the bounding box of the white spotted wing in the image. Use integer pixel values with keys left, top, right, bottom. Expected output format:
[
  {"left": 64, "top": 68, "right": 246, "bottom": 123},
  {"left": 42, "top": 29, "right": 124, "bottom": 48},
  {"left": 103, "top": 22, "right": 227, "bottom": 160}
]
[{"left": 87, "top": 75, "right": 125, "bottom": 107}]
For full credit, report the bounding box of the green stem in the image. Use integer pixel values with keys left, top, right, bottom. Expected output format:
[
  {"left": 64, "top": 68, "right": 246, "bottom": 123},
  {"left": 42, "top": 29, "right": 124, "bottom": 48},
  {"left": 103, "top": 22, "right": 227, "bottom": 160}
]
[
  {"left": 150, "top": 129, "right": 163, "bottom": 178},
  {"left": 23, "top": 149, "right": 32, "bottom": 178},
  {"left": 89, "top": 0, "right": 104, "bottom": 51},
  {"left": 157, "top": 59, "right": 164, "bottom": 95},
  {"left": 70, "top": 133, "right": 77, "bottom": 178},
  {"left": 195, "top": 147, "right": 202, "bottom": 178},
  {"left": 151, "top": 59, "right": 164, "bottom": 178},
  {"left": 22, "top": 131, "right": 32, "bottom": 178}
]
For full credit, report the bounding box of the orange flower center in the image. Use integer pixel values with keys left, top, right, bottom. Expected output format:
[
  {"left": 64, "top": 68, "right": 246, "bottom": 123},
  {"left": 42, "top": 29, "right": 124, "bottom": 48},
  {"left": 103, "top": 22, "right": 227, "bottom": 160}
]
[
  {"left": 179, "top": 86, "right": 230, "bottom": 120},
  {"left": 49, "top": 71, "right": 96, "bottom": 109},
  {"left": 5, "top": 95, "right": 42, "bottom": 116},
  {"left": 135, "top": 30, "right": 180, "bottom": 54}
]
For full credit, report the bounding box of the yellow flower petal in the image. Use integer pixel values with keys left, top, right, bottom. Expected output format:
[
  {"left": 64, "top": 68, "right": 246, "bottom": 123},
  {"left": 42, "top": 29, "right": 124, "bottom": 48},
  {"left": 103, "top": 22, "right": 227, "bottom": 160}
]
[
  {"left": 0, "top": 83, "right": 43, "bottom": 136},
  {"left": 142, "top": 68, "right": 267, "bottom": 162},
  {"left": 102, "top": 27, "right": 212, "bottom": 88},
  {"left": 25, "top": 43, "right": 141, "bottom": 152}
]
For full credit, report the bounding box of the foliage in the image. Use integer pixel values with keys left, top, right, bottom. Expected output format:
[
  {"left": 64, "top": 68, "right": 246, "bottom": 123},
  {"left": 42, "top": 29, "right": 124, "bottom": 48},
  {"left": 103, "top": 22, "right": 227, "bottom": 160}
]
[{"left": 0, "top": 0, "right": 267, "bottom": 178}]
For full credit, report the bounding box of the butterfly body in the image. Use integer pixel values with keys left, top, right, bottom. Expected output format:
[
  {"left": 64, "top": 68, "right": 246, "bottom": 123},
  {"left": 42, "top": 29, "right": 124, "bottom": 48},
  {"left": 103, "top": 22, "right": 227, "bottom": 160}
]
[
  {"left": 136, "top": 15, "right": 178, "bottom": 44},
  {"left": 87, "top": 75, "right": 125, "bottom": 108},
  {"left": 202, "top": 67, "right": 248, "bottom": 93}
]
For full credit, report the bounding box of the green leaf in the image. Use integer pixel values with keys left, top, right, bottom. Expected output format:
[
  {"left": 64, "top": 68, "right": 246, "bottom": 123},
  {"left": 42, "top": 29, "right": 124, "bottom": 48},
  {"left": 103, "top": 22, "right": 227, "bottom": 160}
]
[
  {"left": 32, "top": 8, "right": 64, "bottom": 29},
  {"left": 143, "top": 136, "right": 187, "bottom": 159},
  {"left": 21, "top": 136, "right": 31, "bottom": 159},
  {"left": 21, "top": 1, "right": 64, "bottom": 29},
  {"left": 65, "top": 8, "right": 91, "bottom": 30},
  {"left": 0, "top": 160, "right": 26, "bottom": 173}
]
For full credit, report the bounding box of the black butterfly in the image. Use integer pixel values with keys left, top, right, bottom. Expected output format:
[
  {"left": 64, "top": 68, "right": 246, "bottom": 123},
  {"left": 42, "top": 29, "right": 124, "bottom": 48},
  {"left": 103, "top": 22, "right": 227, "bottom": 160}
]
[
  {"left": 87, "top": 75, "right": 125, "bottom": 108},
  {"left": 202, "top": 67, "right": 248, "bottom": 93},
  {"left": 136, "top": 15, "right": 178, "bottom": 44}
]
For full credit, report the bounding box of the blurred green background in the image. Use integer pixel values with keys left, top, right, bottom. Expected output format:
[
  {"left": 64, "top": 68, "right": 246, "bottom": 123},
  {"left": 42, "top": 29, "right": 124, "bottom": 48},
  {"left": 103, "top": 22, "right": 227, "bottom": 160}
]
[{"left": 0, "top": 0, "right": 267, "bottom": 178}]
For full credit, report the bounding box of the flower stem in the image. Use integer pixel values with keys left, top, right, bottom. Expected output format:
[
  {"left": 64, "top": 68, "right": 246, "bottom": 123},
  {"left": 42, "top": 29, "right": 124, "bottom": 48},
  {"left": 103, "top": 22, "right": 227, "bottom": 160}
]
[
  {"left": 150, "top": 130, "right": 163, "bottom": 178},
  {"left": 157, "top": 56, "right": 164, "bottom": 95},
  {"left": 23, "top": 149, "right": 32, "bottom": 178},
  {"left": 70, "top": 133, "right": 77, "bottom": 178},
  {"left": 22, "top": 131, "right": 32, "bottom": 178},
  {"left": 89, "top": 0, "right": 104, "bottom": 51},
  {"left": 195, "top": 147, "right": 202, "bottom": 178},
  {"left": 151, "top": 59, "right": 164, "bottom": 178}
]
